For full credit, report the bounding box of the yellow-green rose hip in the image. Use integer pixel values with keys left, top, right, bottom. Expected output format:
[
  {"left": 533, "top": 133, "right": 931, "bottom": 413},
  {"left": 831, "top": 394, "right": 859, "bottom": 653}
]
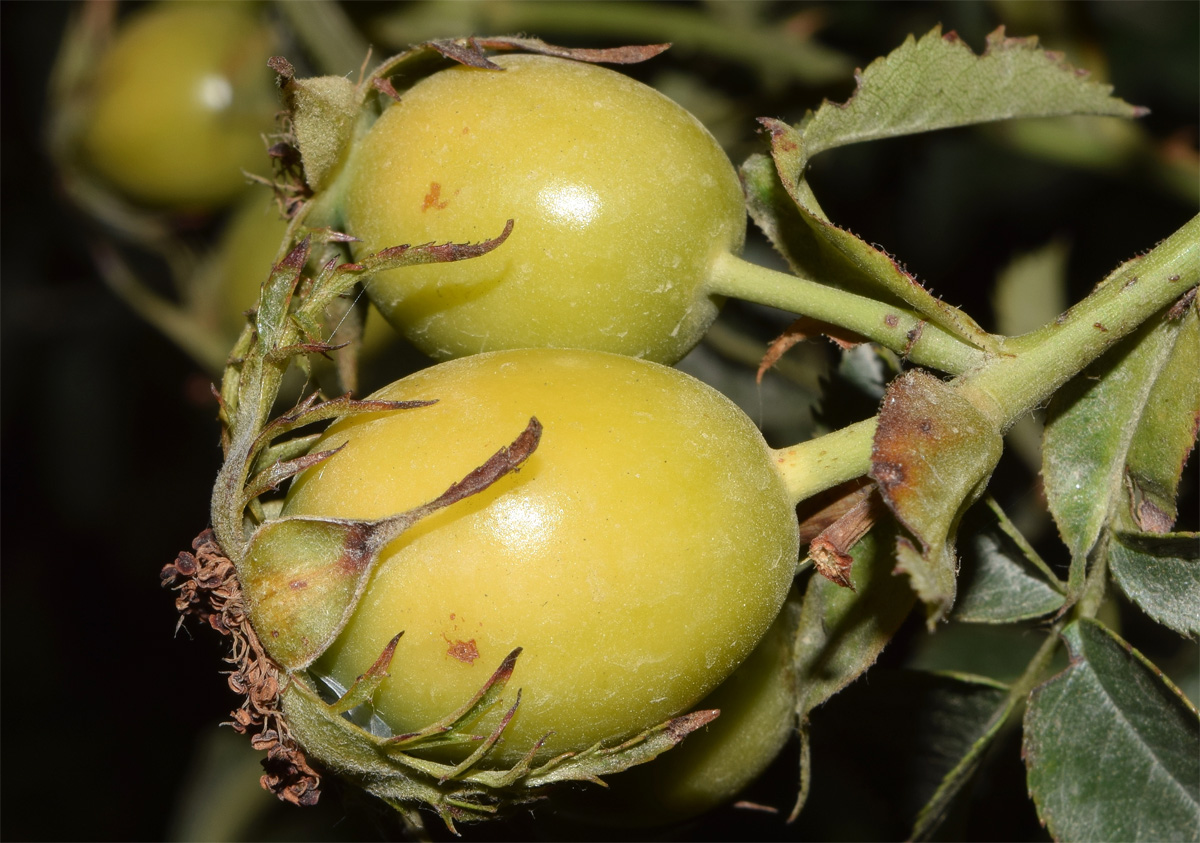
[
  {"left": 281, "top": 349, "right": 799, "bottom": 765},
  {"left": 339, "top": 55, "right": 746, "bottom": 363}
]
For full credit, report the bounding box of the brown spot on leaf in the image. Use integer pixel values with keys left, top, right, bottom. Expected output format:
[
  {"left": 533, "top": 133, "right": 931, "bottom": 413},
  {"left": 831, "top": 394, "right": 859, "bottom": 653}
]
[
  {"left": 1094, "top": 322, "right": 1108, "bottom": 332},
  {"left": 885, "top": 314, "right": 899, "bottom": 328},
  {"left": 289, "top": 579, "right": 308, "bottom": 590},
  {"left": 874, "top": 460, "right": 905, "bottom": 491}
]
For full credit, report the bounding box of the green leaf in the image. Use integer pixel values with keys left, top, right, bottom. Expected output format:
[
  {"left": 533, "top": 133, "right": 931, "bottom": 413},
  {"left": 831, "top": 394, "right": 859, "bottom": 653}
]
[
  {"left": 952, "top": 498, "right": 1065, "bottom": 624},
  {"left": 798, "top": 27, "right": 1144, "bottom": 161},
  {"left": 1125, "top": 300, "right": 1199, "bottom": 532},
  {"left": 807, "top": 670, "right": 1009, "bottom": 838},
  {"left": 871, "top": 371, "right": 1004, "bottom": 623},
  {"left": 992, "top": 239, "right": 1070, "bottom": 340},
  {"left": 1044, "top": 297, "right": 1197, "bottom": 598},
  {"left": 1024, "top": 619, "right": 1200, "bottom": 843},
  {"left": 1110, "top": 531, "right": 1200, "bottom": 639}
]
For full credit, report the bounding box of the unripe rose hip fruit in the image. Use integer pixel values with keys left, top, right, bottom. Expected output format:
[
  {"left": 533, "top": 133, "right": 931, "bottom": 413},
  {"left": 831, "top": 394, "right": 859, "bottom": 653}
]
[
  {"left": 281, "top": 349, "right": 799, "bottom": 765},
  {"left": 339, "top": 55, "right": 747, "bottom": 363}
]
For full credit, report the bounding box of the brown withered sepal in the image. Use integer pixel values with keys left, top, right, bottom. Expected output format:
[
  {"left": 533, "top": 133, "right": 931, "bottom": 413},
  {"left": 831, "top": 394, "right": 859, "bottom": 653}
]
[{"left": 161, "top": 529, "right": 321, "bottom": 806}]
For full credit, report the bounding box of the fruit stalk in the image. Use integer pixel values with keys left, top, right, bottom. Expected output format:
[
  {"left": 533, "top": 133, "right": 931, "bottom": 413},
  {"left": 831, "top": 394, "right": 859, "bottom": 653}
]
[{"left": 707, "top": 251, "right": 988, "bottom": 375}]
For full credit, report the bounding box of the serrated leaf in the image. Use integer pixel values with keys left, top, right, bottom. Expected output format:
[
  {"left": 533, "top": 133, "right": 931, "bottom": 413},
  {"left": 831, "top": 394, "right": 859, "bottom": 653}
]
[
  {"left": 1023, "top": 619, "right": 1200, "bottom": 843},
  {"left": 1125, "top": 299, "right": 1199, "bottom": 532},
  {"left": 1110, "top": 531, "right": 1200, "bottom": 639},
  {"left": 799, "top": 26, "right": 1144, "bottom": 160},
  {"left": 806, "top": 670, "right": 1008, "bottom": 838},
  {"left": 952, "top": 499, "right": 1065, "bottom": 624},
  {"left": 871, "top": 371, "right": 1004, "bottom": 623},
  {"left": 747, "top": 25, "right": 1144, "bottom": 369},
  {"left": 1044, "top": 300, "right": 1195, "bottom": 597}
]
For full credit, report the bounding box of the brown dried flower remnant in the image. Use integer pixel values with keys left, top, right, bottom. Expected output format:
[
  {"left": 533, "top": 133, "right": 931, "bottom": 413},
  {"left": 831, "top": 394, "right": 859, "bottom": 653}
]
[{"left": 161, "top": 529, "right": 321, "bottom": 806}]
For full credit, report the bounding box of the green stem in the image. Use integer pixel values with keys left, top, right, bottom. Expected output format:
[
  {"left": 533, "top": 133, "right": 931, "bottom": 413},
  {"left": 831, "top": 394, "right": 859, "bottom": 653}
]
[
  {"left": 767, "top": 215, "right": 1200, "bottom": 505},
  {"left": 772, "top": 418, "right": 877, "bottom": 506},
  {"left": 959, "top": 214, "right": 1200, "bottom": 433},
  {"left": 708, "top": 251, "right": 987, "bottom": 376}
]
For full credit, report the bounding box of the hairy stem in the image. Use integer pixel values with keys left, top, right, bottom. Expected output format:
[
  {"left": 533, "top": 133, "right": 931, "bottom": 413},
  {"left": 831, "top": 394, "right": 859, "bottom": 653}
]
[
  {"left": 959, "top": 214, "right": 1200, "bottom": 433},
  {"left": 772, "top": 418, "right": 877, "bottom": 506},
  {"left": 708, "top": 251, "right": 987, "bottom": 375},
  {"left": 768, "top": 215, "right": 1200, "bottom": 505}
]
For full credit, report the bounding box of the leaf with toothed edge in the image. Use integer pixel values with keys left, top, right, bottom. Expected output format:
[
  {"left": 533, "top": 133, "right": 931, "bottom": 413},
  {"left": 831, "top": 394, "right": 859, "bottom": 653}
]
[
  {"left": 1109, "top": 531, "right": 1200, "bottom": 640},
  {"left": 746, "top": 26, "right": 1146, "bottom": 358},
  {"left": 240, "top": 418, "right": 542, "bottom": 670},
  {"left": 1044, "top": 295, "right": 1198, "bottom": 601},
  {"left": 798, "top": 26, "right": 1144, "bottom": 160},
  {"left": 1023, "top": 619, "right": 1199, "bottom": 843}
]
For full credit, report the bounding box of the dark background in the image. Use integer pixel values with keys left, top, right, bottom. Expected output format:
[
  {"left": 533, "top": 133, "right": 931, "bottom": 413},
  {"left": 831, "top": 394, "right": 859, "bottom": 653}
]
[{"left": 2, "top": 2, "right": 1196, "bottom": 841}]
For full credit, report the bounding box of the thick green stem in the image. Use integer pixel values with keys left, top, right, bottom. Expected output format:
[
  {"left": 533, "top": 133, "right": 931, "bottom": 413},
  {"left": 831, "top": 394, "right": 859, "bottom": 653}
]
[
  {"left": 959, "top": 214, "right": 1200, "bottom": 433},
  {"left": 772, "top": 418, "right": 877, "bottom": 506},
  {"left": 768, "top": 215, "right": 1200, "bottom": 504},
  {"left": 708, "top": 251, "right": 987, "bottom": 375}
]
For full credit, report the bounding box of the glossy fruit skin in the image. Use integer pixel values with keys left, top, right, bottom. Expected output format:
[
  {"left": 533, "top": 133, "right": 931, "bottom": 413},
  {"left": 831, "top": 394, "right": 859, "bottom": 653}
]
[
  {"left": 80, "top": 3, "right": 279, "bottom": 210},
  {"left": 557, "top": 593, "right": 798, "bottom": 826},
  {"left": 339, "top": 55, "right": 746, "bottom": 363},
  {"left": 283, "top": 349, "right": 797, "bottom": 765}
]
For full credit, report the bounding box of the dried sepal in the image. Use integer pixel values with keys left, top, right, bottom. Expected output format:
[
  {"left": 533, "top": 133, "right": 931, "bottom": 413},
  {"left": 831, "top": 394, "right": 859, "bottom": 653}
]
[
  {"left": 388, "top": 648, "right": 522, "bottom": 751},
  {"left": 161, "top": 530, "right": 323, "bottom": 807},
  {"left": 279, "top": 655, "right": 720, "bottom": 832},
  {"left": 757, "top": 316, "right": 867, "bottom": 383},
  {"left": 239, "top": 444, "right": 344, "bottom": 511},
  {"left": 806, "top": 486, "right": 883, "bottom": 589}
]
